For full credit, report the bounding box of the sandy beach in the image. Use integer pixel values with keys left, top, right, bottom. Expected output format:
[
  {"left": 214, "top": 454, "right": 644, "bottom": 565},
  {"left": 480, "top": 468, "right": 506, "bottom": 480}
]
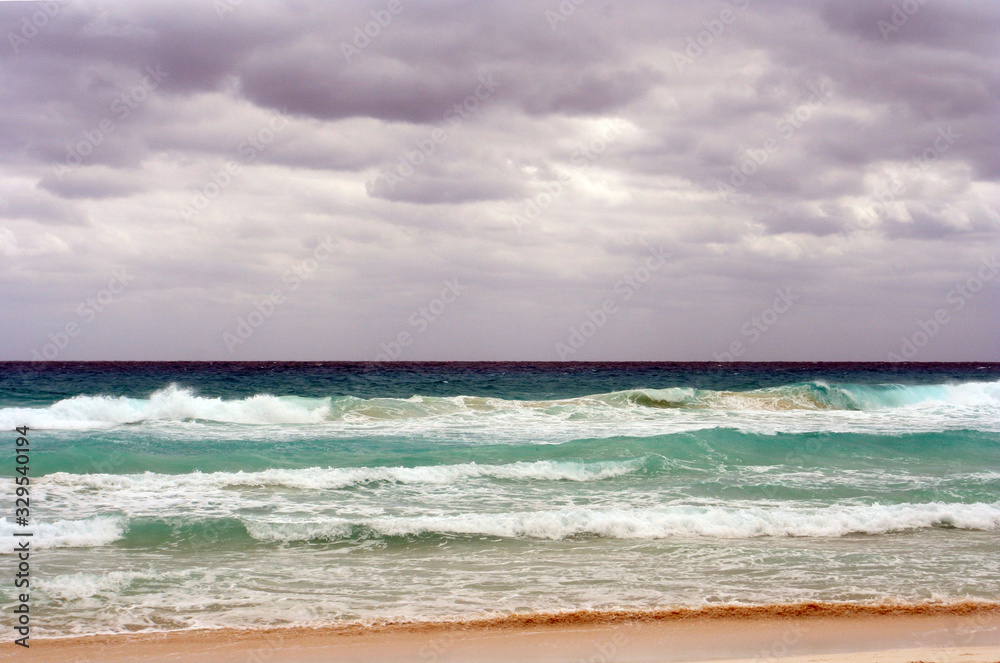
[
  {"left": 7, "top": 603, "right": 999, "bottom": 663},
  {"left": 5, "top": 0, "right": 1000, "bottom": 649}
]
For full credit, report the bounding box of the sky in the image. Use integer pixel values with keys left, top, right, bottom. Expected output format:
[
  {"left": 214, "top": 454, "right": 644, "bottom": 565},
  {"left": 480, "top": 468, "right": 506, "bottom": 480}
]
[{"left": 1, "top": 0, "right": 998, "bottom": 361}]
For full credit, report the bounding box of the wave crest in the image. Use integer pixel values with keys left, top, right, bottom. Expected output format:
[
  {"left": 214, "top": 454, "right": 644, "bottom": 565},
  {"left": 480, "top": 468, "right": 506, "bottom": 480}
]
[
  {"left": 229, "top": 502, "right": 1000, "bottom": 543},
  {"left": 3, "top": 380, "right": 997, "bottom": 429},
  {"left": 42, "top": 458, "right": 650, "bottom": 492},
  {"left": 0, "top": 515, "right": 126, "bottom": 550},
  {"left": 286, "top": 502, "right": 1000, "bottom": 541},
  {"left": 8, "top": 502, "right": 998, "bottom": 551}
]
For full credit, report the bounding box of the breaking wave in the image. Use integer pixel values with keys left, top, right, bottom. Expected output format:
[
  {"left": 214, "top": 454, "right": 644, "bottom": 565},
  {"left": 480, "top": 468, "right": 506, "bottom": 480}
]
[
  {"left": 41, "top": 457, "right": 651, "bottom": 492},
  {"left": 2, "top": 380, "right": 998, "bottom": 430},
  {"left": 0, "top": 515, "right": 126, "bottom": 550},
  {"left": 239, "top": 502, "right": 1000, "bottom": 542},
  {"left": 9, "top": 502, "right": 999, "bottom": 550}
]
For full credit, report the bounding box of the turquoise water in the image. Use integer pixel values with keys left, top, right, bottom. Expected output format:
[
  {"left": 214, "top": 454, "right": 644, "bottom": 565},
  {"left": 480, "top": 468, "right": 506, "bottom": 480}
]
[{"left": 1, "top": 362, "right": 998, "bottom": 635}]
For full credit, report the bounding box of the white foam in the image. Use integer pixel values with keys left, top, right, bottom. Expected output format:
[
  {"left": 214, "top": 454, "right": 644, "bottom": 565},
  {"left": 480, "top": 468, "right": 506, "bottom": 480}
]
[
  {"left": 2, "top": 380, "right": 997, "bottom": 434},
  {"left": 42, "top": 458, "right": 646, "bottom": 496},
  {"left": 36, "top": 570, "right": 146, "bottom": 600},
  {"left": 244, "top": 519, "right": 354, "bottom": 543},
  {"left": 241, "top": 501, "right": 1000, "bottom": 542},
  {"left": 0, "top": 515, "right": 126, "bottom": 550},
  {"left": 0, "top": 384, "right": 331, "bottom": 430}
]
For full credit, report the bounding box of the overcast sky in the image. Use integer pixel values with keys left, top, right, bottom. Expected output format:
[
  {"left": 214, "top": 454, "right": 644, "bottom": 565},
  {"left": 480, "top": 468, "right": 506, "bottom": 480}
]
[{"left": 1, "top": 0, "right": 998, "bottom": 361}]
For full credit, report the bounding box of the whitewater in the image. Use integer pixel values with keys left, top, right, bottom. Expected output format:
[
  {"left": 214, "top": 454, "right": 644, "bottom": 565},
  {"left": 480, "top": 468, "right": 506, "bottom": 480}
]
[{"left": 1, "top": 362, "right": 998, "bottom": 636}]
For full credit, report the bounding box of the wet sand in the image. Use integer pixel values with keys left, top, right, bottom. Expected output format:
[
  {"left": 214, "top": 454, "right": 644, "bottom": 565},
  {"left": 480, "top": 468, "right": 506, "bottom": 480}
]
[{"left": 7, "top": 602, "right": 1000, "bottom": 662}]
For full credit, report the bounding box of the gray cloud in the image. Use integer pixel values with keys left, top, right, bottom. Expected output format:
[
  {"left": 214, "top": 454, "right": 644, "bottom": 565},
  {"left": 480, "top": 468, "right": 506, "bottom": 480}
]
[{"left": 0, "top": 0, "right": 997, "bottom": 361}]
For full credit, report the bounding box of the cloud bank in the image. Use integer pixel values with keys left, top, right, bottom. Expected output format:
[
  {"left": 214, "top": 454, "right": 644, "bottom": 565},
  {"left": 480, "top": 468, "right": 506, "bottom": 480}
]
[{"left": 1, "top": 0, "right": 998, "bottom": 361}]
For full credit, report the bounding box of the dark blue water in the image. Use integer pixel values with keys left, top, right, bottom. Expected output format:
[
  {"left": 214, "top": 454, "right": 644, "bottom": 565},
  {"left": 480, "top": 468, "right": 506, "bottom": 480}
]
[{"left": 2, "top": 361, "right": 997, "bottom": 404}]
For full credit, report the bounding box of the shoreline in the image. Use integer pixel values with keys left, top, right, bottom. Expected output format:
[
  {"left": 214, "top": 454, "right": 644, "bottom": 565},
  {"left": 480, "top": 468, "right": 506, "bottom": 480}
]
[{"left": 9, "top": 601, "right": 1000, "bottom": 662}]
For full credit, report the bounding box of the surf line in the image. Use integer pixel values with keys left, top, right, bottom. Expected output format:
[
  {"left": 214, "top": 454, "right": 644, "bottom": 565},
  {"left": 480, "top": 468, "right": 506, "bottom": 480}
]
[{"left": 13, "top": 426, "right": 32, "bottom": 648}]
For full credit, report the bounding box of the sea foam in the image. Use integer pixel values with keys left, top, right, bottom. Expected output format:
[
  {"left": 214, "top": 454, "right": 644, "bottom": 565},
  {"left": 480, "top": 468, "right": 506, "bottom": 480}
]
[
  {"left": 42, "top": 457, "right": 649, "bottom": 493},
  {"left": 3, "top": 380, "right": 997, "bottom": 430},
  {"left": 0, "top": 515, "right": 126, "bottom": 550},
  {"left": 239, "top": 501, "right": 1000, "bottom": 542},
  {"left": 0, "top": 384, "right": 331, "bottom": 430}
]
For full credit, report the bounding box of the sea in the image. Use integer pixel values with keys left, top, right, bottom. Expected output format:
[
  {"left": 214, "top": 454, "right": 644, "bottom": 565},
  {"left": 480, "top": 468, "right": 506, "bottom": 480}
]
[{"left": 1, "top": 361, "right": 998, "bottom": 637}]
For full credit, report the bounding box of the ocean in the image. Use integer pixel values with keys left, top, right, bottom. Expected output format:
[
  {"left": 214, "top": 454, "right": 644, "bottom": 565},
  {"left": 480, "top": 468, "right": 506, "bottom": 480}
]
[{"left": 2, "top": 361, "right": 999, "bottom": 637}]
